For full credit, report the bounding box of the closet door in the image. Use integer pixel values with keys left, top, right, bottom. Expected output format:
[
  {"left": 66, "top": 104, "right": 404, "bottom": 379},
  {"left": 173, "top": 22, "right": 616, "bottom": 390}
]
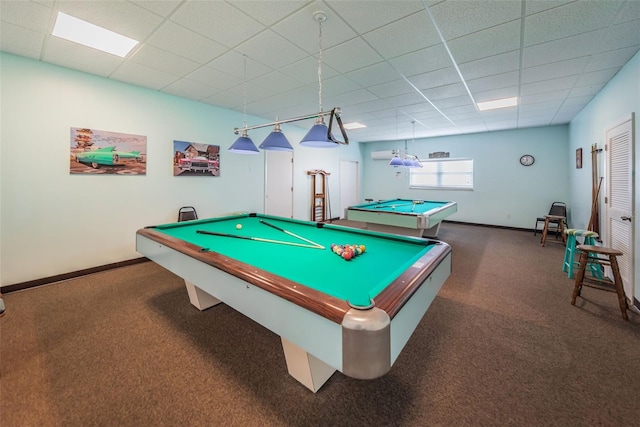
[
  {"left": 605, "top": 114, "right": 634, "bottom": 300},
  {"left": 265, "top": 151, "right": 293, "bottom": 218}
]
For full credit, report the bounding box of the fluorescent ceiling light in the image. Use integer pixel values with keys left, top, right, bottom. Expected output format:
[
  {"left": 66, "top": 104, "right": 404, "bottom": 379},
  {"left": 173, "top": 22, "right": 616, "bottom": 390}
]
[
  {"left": 477, "top": 97, "right": 518, "bottom": 111},
  {"left": 52, "top": 12, "right": 138, "bottom": 57},
  {"left": 343, "top": 122, "right": 366, "bottom": 130}
]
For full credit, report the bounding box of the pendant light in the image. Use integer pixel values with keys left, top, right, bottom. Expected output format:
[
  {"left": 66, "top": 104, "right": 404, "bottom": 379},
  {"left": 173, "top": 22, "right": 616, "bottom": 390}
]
[
  {"left": 259, "top": 121, "right": 293, "bottom": 151},
  {"left": 300, "top": 11, "right": 337, "bottom": 148},
  {"left": 229, "top": 55, "right": 259, "bottom": 154},
  {"left": 389, "top": 111, "right": 403, "bottom": 166}
]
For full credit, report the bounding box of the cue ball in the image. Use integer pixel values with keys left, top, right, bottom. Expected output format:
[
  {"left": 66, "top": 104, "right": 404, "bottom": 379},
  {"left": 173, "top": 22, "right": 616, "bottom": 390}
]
[{"left": 236, "top": 224, "right": 242, "bottom": 230}]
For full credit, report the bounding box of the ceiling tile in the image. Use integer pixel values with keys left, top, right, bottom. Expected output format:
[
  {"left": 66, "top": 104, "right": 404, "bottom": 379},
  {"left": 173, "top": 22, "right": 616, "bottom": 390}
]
[
  {"left": 206, "top": 50, "right": 272, "bottom": 81},
  {"left": 130, "top": 45, "right": 201, "bottom": 76},
  {"left": 235, "top": 29, "right": 308, "bottom": 69},
  {"left": 447, "top": 20, "right": 521, "bottom": 63},
  {"left": 524, "top": 0, "right": 623, "bottom": 46},
  {"left": 326, "top": 0, "right": 423, "bottom": 34},
  {"left": 521, "top": 57, "right": 590, "bottom": 84},
  {"left": 132, "top": 0, "right": 182, "bottom": 17},
  {"left": 170, "top": 0, "right": 265, "bottom": 49},
  {"left": 584, "top": 46, "right": 640, "bottom": 72},
  {"left": 576, "top": 68, "right": 620, "bottom": 86},
  {"left": 362, "top": 10, "right": 440, "bottom": 58},
  {"left": 43, "top": 37, "right": 123, "bottom": 77},
  {"left": 467, "top": 71, "right": 519, "bottom": 93},
  {"left": 279, "top": 57, "right": 340, "bottom": 85},
  {"left": 388, "top": 44, "right": 452, "bottom": 78},
  {"left": 229, "top": 0, "right": 307, "bottom": 26},
  {"left": 411, "top": 66, "right": 462, "bottom": 90},
  {"left": 599, "top": 19, "right": 640, "bottom": 51},
  {"left": 271, "top": 1, "right": 357, "bottom": 53},
  {"left": 0, "top": 0, "right": 51, "bottom": 32},
  {"left": 112, "top": 61, "right": 178, "bottom": 90},
  {"left": 344, "top": 62, "right": 399, "bottom": 87},
  {"left": 521, "top": 77, "right": 577, "bottom": 98},
  {"left": 458, "top": 50, "right": 521, "bottom": 80},
  {"left": 322, "top": 37, "right": 384, "bottom": 73},
  {"left": 523, "top": 30, "right": 606, "bottom": 68},
  {"left": 146, "top": 21, "right": 229, "bottom": 65},
  {"left": 162, "top": 79, "right": 221, "bottom": 101},
  {"left": 430, "top": 0, "right": 522, "bottom": 40},
  {"left": 0, "top": 22, "right": 45, "bottom": 60},
  {"left": 186, "top": 65, "right": 242, "bottom": 91}
]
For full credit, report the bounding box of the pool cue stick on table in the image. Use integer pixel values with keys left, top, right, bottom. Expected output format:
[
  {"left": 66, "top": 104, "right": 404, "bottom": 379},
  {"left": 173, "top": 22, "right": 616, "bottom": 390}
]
[
  {"left": 259, "top": 220, "right": 325, "bottom": 249},
  {"left": 196, "top": 230, "right": 324, "bottom": 249}
]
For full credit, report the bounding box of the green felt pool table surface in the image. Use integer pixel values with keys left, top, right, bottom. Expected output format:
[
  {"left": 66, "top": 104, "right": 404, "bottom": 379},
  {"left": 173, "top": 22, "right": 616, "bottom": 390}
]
[
  {"left": 352, "top": 199, "right": 452, "bottom": 214},
  {"left": 146, "top": 213, "right": 442, "bottom": 308}
]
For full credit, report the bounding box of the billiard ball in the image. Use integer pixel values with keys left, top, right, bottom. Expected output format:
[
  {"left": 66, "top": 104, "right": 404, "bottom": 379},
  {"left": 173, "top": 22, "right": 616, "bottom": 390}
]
[{"left": 236, "top": 224, "right": 243, "bottom": 230}]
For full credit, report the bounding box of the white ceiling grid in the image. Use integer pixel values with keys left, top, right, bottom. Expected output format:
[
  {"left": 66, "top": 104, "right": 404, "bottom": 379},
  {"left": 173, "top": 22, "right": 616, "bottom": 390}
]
[{"left": 1, "top": 0, "right": 638, "bottom": 142}]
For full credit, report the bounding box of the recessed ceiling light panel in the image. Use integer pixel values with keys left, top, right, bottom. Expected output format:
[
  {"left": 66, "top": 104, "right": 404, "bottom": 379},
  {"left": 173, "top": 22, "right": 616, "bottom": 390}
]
[
  {"left": 52, "top": 12, "right": 138, "bottom": 57},
  {"left": 343, "top": 122, "right": 366, "bottom": 130},
  {"left": 477, "top": 97, "right": 518, "bottom": 111}
]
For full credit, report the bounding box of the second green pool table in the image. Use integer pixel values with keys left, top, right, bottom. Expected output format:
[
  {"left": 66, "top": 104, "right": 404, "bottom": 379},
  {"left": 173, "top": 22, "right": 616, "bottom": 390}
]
[{"left": 347, "top": 198, "right": 457, "bottom": 238}]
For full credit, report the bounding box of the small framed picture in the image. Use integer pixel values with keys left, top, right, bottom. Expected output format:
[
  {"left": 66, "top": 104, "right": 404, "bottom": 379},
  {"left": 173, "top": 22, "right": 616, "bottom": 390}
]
[{"left": 576, "top": 148, "right": 582, "bottom": 169}]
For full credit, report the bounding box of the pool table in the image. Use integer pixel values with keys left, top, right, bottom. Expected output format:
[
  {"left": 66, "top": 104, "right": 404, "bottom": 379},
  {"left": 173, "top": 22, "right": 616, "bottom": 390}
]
[
  {"left": 136, "top": 213, "right": 451, "bottom": 392},
  {"left": 346, "top": 198, "right": 457, "bottom": 238}
]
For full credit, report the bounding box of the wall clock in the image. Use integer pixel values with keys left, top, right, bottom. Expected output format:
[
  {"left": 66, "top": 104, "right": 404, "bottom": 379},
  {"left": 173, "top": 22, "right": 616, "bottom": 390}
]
[{"left": 519, "top": 154, "right": 535, "bottom": 166}]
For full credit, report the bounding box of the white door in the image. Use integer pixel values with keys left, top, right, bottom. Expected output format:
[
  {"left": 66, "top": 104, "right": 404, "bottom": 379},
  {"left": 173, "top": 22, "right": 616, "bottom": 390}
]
[
  {"left": 265, "top": 151, "right": 293, "bottom": 218},
  {"left": 604, "top": 114, "right": 634, "bottom": 301},
  {"left": 339, "top": 160, "right": 359, "bottom": 219}
]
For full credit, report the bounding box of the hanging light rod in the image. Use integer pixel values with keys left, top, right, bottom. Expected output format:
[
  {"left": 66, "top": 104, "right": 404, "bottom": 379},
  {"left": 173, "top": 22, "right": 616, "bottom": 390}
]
[
  {"left": 233, "top": 107, "right": 349, "bottom": 145},
  {"left": 234, "top": 108, "right": 334, "bottom": 134}
]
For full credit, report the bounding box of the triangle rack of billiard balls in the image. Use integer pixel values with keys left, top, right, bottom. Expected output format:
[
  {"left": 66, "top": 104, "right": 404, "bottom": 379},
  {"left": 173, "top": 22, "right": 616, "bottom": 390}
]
[{"left": 330, "top": 243, "right": 366, "bottom": 261}]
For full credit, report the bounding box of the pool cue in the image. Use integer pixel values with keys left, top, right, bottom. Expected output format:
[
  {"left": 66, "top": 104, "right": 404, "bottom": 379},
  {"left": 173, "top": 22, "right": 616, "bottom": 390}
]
[
  {"left": 410, "top": 200, "right": 424, "bottom": 212},
  {"left": 587, "top": 177, "right": 603, "bottom": 231},
  {"left": 373, "top": 201, "right": 417, "bottom": 209},
  {"left": 196, "top": 230, "right": 324, "bottom": 250},
  {"left": 259, "top": 220, "right": 325, "bottom": 249}
]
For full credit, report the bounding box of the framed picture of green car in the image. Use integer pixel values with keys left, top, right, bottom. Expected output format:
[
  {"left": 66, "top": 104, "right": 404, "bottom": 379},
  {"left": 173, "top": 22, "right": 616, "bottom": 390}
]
[{"left": 70, "top": 127, "right": 147, "bottom": 175}]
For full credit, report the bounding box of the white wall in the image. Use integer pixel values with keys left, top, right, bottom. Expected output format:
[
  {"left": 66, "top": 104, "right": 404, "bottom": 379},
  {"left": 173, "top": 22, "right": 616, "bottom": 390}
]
[
  {"left": 0, "top": 53, "right": 361, "bottom": 286},
  {"left": 569, "top": 50, "right": 640, "bottom": 306},
  {"left": 360, "top": 125, "right": 570, "bottom": 229}
]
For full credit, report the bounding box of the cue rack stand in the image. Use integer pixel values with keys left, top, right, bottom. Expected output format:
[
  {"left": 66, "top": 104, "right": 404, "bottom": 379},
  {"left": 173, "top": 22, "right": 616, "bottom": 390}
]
[{"left": 307, "top": 169, "right": 330, "bottom": 222}]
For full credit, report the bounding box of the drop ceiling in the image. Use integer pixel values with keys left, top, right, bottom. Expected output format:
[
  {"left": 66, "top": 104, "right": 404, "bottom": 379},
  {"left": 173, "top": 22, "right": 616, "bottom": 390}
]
[{"left": 2, "top": 0, "right": 639, "bottom": 142}]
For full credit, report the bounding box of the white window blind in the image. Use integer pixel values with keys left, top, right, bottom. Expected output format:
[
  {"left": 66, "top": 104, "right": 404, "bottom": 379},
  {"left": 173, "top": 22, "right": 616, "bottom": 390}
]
[{"left": 410, "top": 158, "right": 473, "bottom": 190}]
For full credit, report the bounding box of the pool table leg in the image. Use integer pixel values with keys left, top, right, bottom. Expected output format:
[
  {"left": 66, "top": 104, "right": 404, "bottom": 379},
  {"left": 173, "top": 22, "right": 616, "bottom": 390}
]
[
  {"left": 281, "top": 337, "right": 336, "bottom": 393},
  {"left": 422, "top": 222, "right": 442, "bottom": 238},
  {"left": 184, "top": 280, "right": 222, "bottom": 310}
]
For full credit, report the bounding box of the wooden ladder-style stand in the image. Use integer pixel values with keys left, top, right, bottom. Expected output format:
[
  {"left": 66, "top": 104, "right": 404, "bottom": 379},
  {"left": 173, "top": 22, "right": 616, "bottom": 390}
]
[{"left": 307, "top": 169, "right": 330, "bottom": 222}]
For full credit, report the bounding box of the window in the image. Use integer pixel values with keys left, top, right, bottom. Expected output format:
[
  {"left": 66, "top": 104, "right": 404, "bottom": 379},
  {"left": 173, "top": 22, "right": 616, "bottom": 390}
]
[{"left": 410, "top": 158, "right": 473, "bottom": 190}]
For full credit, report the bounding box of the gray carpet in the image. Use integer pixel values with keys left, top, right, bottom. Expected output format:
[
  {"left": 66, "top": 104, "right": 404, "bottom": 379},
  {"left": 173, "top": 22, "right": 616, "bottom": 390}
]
[{"left": 1, "top": 222, "right": 639, "bottom": 426}]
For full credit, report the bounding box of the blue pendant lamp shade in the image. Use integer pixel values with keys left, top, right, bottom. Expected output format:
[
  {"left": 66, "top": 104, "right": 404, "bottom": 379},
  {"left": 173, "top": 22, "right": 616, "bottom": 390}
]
[
  {"left": 402, "top": 157, "right": 415, "bottom": 167},
  {"left": 300, "top": 118, "right": 337, "bottom": 148},
  {"left": 229, "top": 130, "right": 260, "bottom": 154},
  {"left": 259, "top": 123, "right": 293, "bottom": 151},
  {"left": 389, "top": 155, "right": 404, "bottom": 167}
]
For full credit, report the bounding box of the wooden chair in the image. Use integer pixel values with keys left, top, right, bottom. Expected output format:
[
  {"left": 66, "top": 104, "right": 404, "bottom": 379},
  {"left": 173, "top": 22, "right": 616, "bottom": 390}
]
[
  {"left": 178, "top": 206, "right": 198, "bottom": 222},
  {"left": 534, "top": 202, "right": 566, "bottom": 236}
]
